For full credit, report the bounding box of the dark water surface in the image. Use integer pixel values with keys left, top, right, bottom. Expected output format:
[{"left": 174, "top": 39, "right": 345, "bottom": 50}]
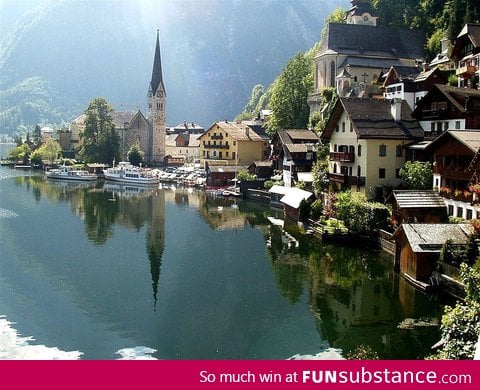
[{"left": 0, "top": 166, "right": 447, "bottom": 359}]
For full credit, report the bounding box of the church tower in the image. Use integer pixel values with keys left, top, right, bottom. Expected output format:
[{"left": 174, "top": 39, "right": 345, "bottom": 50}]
[
  {"left": 346, "top": 0, "right": 378, "bottom": 26},
  {"left": 147, "top": 30, "right": 166, "bottom": 165}
]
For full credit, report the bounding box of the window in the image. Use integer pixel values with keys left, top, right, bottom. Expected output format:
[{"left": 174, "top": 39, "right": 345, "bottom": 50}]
[
  {"left": 379, "top": 168, "right": 386, "bottom": 178},
  {"left": 357, "top": 166, "right": 361, "bottom": 176},
  {"left": 396, "top": 145, "right": 403, "bottom": 157},
  {"left": 335, "top": 125, "right": 339, "bottom": 132},
  {"left": 436, "top": 122, "right": 442, "bottom": 132},
  {"left": 430, "top": 122, "right": 435, "bottom": 131},
  {"left": 467, "top": 209, "right": 473, "bottom": 220},
  {"left": 232, "top": 152, "right": 236, "bottom": 160},
  {"left": 457, "top": 207, "right": 463, "bottom": 218},
  {"left": 342, "top": 122, "right": 345, "bottom": 132},
  {"left": 357, "top": 145, "right": 362, "bottom": 157},
  {"left": 438, "top": 101, "right": 447, "bottom": 110},
  {"left": 455, "top": 121, "right": 461, "bottom": 130},
  {"left": 350, "top": 123, "right": 353, "bottom": 132},
  {"left": 444, "top": 122, "right": 449, "bottom": 131},
  {"left": 334, "top": 144, "right": 338, "bottom": 152},
  {"left": 448, "top": 205, "right": 454, "bottom": 216},
  {"left": 379, "top": 144, "right": 387, "bottom": 157}
]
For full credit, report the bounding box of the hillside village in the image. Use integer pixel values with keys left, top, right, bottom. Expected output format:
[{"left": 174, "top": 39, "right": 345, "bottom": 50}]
[{"left": 4, "top": 0, "right": 480, "bottom": 299}]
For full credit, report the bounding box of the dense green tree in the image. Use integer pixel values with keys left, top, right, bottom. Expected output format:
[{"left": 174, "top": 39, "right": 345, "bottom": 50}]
[
  {"left": 127, "top": 143, "right": 145, "bottom": 166},
  {"left": 78, "top": 97, "right": 120, "bottom": 164},
  {"left": 36, "top": 138, "right": 62, "bottom": 165},
  {"left": 334, "top": 191, "right": 390, "bottom": 234},
  {"left": 399, "top": 161, "right": 433, "bottom": 190},
  {"left": 267, "top": 52, "right": 313, "bottom": 135},
  {"left": 7, "top": 143, "right": 31, "bottom": 163}
]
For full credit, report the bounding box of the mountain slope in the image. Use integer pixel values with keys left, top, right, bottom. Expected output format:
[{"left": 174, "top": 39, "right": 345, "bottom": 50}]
[{"left": 0, "top": 0, "right": 344, "bottom": 133}]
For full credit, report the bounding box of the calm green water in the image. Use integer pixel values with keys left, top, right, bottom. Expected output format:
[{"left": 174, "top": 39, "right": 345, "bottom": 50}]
[{"left": 0, "top": 166, "right": 448, "bottom": 359}]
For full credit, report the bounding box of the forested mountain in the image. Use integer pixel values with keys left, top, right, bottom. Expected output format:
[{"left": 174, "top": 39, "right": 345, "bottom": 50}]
[{"left": 0, "top": 0, "right": 344, "bottom": 134}]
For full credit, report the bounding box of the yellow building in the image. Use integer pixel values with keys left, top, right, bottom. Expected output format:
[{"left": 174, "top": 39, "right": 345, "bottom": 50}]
[
  {"left": 199, "top": 121, "right": 266, "bottom": 168},
  {"left": 322, "top": 98, "right": 424, "bottom": 199}
]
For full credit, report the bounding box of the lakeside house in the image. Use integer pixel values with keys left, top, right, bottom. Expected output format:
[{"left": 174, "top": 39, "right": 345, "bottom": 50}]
[
  {"left": 199, "top": 121, "right": 266, "bottom": 170},
  {"left": 392, "top": 223, "right": 474, "bottom": 291},
  {"left": 391, "top": 190, "right": 448, "bottom": 226},
  {"left": 425, "top": 130, "right": 480, "bottom": 220},
  {"left": 270, "top": 129, "right": 320, "bottom": 188},
  {"left": 321, "top": 97, "right": 423, "bottom": 199}
]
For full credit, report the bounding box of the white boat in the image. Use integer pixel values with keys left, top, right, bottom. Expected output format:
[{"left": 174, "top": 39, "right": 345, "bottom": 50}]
[
  {"left": 103, "top": 161, "right": 160, "bottom": 185},
  {"left": 46, "top": 165, "right": 98, "bottom": 181}
]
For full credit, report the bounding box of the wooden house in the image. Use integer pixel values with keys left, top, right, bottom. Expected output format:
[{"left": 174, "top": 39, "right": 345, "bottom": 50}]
[
  {"left": 270, "top": 129, "right": 320, "bottom": 187},
  {"left": 391, "top": 190, "right": 447, "bottom": 226},
  {"left": 392, "top": 223, "right": 474, "bottom": 288}
]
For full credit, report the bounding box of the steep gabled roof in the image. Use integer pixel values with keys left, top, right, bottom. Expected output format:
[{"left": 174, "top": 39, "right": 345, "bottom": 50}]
[
  {"left": 425, "top": 130, "right": 480, "bottom": 154},
  {"left": 451, "top": 23, "right": 480, "bottom": 60},
  {"left": 413, "top": 84, "right": 480, "bottom": 116},
  {"left": 111, "top": 110, "right": 146, "bottom": 128},
  {"left": 319, "top": 23, "right": 424, "bottom": 60},
  {"left": 322, "top": 98, "right": 424, "bottom": 140}
]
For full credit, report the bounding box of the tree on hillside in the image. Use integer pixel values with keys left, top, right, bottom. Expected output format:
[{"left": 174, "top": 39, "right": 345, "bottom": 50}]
[
  {"left": 266, "top": 52, "right": 313, "bottom": 135},
  {"left": 399, "top": 161, "right": 433, "bottom": 190},
  {"left": 78, "top": 97, "right": 120, "bottom": 164}
]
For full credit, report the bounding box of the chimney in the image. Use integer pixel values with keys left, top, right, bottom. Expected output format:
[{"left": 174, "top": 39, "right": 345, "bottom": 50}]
[
  {"left": 245, "top": 127, "right": 250, "bottom": 138},
  {"left": 391, "top": 98, "right": 402, "bottom": 122}
]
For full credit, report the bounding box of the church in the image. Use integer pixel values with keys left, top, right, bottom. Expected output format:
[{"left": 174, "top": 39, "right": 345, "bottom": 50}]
[
  {"left": 117, "top": 29, "right": 166, "bottom": 164},
  {"left": 69, "top": 30, "right": 167, "bottom": 165},
  {"left": 308, "top": 0, "right": 425, "bottom": 115}
]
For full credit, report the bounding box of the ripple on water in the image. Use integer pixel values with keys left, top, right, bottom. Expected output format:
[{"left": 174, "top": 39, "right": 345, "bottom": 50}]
[{"left": 0, "top": 208, "right": 18, "bottom": 219}]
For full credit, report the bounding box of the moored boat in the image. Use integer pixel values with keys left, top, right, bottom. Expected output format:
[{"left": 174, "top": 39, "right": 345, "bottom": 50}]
[
  {"left": 46, "top": 165, "right": 98, "bottom": 181},
  {"left": 103, "top": 161, "right": 160, "bottom": 185}
]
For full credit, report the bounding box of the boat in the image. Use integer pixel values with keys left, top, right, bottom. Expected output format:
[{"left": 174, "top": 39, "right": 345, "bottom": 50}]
[
  {"left": 103, "top": 161, "right": 160, "bottom": 185},
  {"left": 46, "top": 165, "right": 98, "bottom": 181}
]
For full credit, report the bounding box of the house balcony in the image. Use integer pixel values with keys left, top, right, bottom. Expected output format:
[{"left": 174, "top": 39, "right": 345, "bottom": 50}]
[
  {"left": 456, "top": 64, "right": 478, "bottom": 77},
  {"left": 210, "top": 135, "right": 224, "bottom": 140},
  {"left": 330, "top": 151, "right": 355, "bottom": 163},
  {"left": 329, "top": 173, "right": 365, "bottom": 186},
  {"left": 433, "top": 164, "right": 470, "bottom": 180},
  {"left": 203, "top": 144, "right": 230, "bottom": 149}
]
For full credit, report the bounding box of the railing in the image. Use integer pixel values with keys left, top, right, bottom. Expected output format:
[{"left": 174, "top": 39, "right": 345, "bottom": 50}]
[
  {"left": 330, "top": 151, "right": 355, "bottom": 163},
  {"left": 203, "top": 144, "right": 229, "bottom": 149},
  {"left": 210, "top": 135, "right": 224, "bottom": 140},
  {"left": 456, "top": 64, "right": 477, "bottom": 76},
  {"left": 328, "top": 173, "right": 365, "bottom": 186},
  {"left": 433, "top": 164, "right": 470, "bottom": 179}
]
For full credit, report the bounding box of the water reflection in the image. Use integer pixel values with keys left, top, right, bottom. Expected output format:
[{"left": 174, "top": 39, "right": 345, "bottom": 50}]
[
  {"left": 3, "top": 173, "right": 446, "bottom": 359},
  {"left": 266, "top": 224, "right": 444, "bottom": 359}
]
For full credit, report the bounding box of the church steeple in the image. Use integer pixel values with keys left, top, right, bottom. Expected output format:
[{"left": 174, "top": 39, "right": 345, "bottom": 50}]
[
  {"left": 150, "top": 29, "right": 166, "bottom": 97},
  {"left": 346, "top": 0, "right": 378, "bottom": 26},
  {"left": 147, "top": 29, "right": 166, "bottom": 165}
]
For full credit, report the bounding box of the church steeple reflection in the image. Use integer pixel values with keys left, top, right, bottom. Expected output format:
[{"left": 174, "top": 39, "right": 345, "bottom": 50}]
[{"left": 146, "top": 190, "right": 165, "bottom": 310}]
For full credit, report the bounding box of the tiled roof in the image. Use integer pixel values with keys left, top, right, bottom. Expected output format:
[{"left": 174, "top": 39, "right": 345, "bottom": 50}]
[
  {"left": 280, "top": 188, "right": 313, "bottom": 209},
  {"left": 393, "top": 190, "right": 446, "bottom": 209},
  {"left": 447, "top": 131, "right": 480, "bottom": 152},
  {"left": 457, "top": 23, "right": 480, "bottom": 47},
  {"left": 111, "top": 111, "right": 139, "bottom": 128},
  {"left": 188, "top": 134, "right": 201, "bottom": 147},
  {"left": 396, "top": 223, "right": 474, "bottom": 253},
  {"left": 320, "top": 23, "right": 424, "bottom": 60},
  {"left": 326, "top": 98, "right": 424, "bottom": 139},
  {"left": 202, "top": 121, "right": 264, "bottom": 142}
]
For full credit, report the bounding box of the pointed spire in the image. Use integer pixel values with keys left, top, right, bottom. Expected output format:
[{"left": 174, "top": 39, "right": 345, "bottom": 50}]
[{"left": 150, "top": 29, "right": 165, "bottom": 96}]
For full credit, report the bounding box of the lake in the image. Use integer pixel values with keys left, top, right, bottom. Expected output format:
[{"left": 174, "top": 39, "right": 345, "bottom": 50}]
[{"left": 0, "top": 166, "right": 449, "bottom": 359}]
